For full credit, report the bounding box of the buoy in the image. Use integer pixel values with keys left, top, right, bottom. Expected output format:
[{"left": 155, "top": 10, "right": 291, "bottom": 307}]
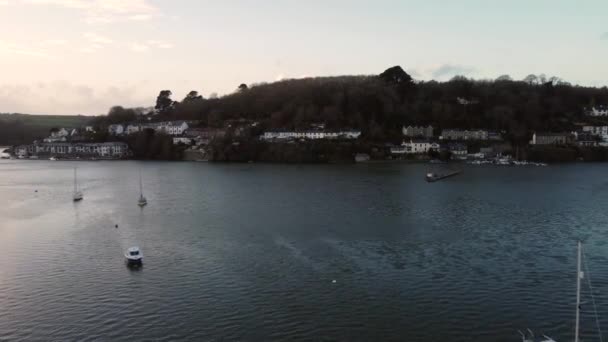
[
  {"left": 115, "top": 224, "right": 118, "bottom": 228},
  {"left": 332, "top": 280, "right": 337, "bottom": 284},
  {"left": 35, "top": 190, "right": 38, "bottom": 192}
]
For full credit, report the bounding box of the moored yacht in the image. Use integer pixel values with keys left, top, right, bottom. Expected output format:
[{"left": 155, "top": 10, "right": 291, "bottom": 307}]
[
  {"left": 137, "top": 169, "right": 147, "bottom": 207},
  {"left": 73, "top": 167, "right": 83, "bottom": 201}
]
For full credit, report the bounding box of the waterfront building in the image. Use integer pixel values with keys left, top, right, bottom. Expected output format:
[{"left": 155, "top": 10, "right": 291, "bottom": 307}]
[
  {"left": 402, "top": 125, "right": 434, "bottom": 138},
  {"left": 391, "top": 140, "right": 440, "bottom": 154},
  {"left": 530, "top": 132, "right": 573, "bottom": 145},
  {"left": 17, "top": 142, "right": 129, "bottom": 158},
  {"left": 441, "top": 129, "right": 490, "bottom": 141},
  {"left": 447, "top": 143, "right": 468, "bottom": 156}
]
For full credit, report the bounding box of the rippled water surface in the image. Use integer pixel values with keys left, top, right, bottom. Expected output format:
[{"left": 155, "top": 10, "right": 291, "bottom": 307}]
[{"left": 2, "top": 160, "right": 608, "bottom": 341}]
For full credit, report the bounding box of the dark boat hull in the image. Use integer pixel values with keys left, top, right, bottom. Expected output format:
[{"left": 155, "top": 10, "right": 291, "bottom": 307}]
[{"left": 426, "top": 171, "right": 461, "bottom": 182}]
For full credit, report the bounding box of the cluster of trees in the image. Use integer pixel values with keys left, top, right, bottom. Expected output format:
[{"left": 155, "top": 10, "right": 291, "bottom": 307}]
[{"left": 123, "top": 129, "right": 181, "bottom": 160}]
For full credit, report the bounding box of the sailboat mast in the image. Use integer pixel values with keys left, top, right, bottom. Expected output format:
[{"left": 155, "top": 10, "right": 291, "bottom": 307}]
[
  {"left": 74, "top": 167, "right": 77, "bottom": 192},
  {"left": 575, "top": 241, "right": 582, "bottom": 342},
  {"left": 139, "top": 168, "right": 143, "bottom": 197}
]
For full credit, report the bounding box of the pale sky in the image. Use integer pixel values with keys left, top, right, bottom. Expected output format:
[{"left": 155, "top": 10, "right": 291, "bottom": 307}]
[{"left": 0, "top": 0, "right": 606, "bottom": 115}]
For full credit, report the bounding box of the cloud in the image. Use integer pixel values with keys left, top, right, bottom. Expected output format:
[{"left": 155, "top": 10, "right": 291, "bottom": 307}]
[
  {"left": 128, "top": 40, "right": 174, "bottom": 52},
  {"left": 431, "top": 64, "right": 475, "bottom": 80},
  {"left": 147, "top": 40, "right": 173, "bottom": 49},
  {"left": 83, "top": 32, "right": 113, "bottom": 44},
  {"left": 601, "top": 32, "right": 608, "bottom": 40},
  {"left": 18, "top": 0, "right": 161, "bottom": 24},
  {"left": 0, "top": 40, "right": 53, "bottom": 58},
  {"left": 130, "top": 43, "right": 149, "bottom": 52},
  {"left": 0, "top": 81, "right": 150, "bottom": 115},
  {"left": 39, "top": 39, "right": 69, "bottom": 46}
]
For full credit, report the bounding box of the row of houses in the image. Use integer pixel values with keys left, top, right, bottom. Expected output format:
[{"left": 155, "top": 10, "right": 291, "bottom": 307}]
[
  {"left": 109, "top": 121, "right": 190, "bottom": 136},
  {"left": 401, "top": 126, "right": 502, "bottom": 141},
  {"left": 389, "top": 140, "right": 470, "bottom": 156},
  {"left": 530, "top": 131, "right": 608, "bottom": 147},
  {"left": 261, "top": 130, "right": 362, "bottom": 141},
  {"left": 14, "top": 142, "right": 130, "bottom": 158}
]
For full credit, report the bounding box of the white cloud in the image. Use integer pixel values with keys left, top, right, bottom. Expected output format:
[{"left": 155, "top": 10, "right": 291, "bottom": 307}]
[
  {"left": 130, "top": 43, "right": 149, "bottom": 52},
  {"left": 83, "top": 32, "right": 113, "bottom": 44},
  {"left": 18, "top": 0, "right": 161, "bottom": 24},
  {"left": 433, "top": 64, "right": 475, "bottom": 79},
  {"left": 0, "top": 81, "right": 150, "bottom": 115},
  {"left": 39, "top": 39, "right": 69, "bottom": 46},
  {"left": 0, "top": 40, "right": 53, "bottom": 58},
  {"left": 128, "top": 40, "right": 174, "bottom": 52},
  {"left": 147, "top": 40, "right": 173, "bottom": 49}
]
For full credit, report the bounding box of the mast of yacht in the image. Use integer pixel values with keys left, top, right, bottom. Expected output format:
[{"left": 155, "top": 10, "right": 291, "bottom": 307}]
[
  {"left": 139, "top": 168, "right": 143, "bottom": 199},
  {"left": 74, "top": 167, "right": 77, "bottom": 194},
  {"left": 575, "top": 241, "right": 582, "bottom": 342}
]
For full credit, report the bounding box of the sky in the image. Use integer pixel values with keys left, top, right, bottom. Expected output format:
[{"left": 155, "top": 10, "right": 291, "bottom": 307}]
[{"left": 0, "top": 0, "right": 607, "bottom": 115}]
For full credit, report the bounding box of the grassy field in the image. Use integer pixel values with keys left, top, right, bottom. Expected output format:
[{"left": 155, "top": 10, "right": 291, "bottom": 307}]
[{"left": 0, "top": 113, "right": 93, "bottom": 145}]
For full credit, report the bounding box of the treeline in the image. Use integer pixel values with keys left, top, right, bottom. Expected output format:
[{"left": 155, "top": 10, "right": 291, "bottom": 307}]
[{"left": 96, "top": 66, "right": 608, "bottom": 147}]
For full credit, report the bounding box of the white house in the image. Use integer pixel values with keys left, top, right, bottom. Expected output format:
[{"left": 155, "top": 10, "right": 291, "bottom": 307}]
[
  {"left": 392, "top": 140, "right": 440, "bottom": 154},
  {"left": 50, "top": 128, "right": 69, "bottom": 138},
  {"left": 582, "top": 126, "right": 608, "bottom": 141},
  {"left": 162, "top": 121, "right": 189, "bottom": 135},
  {"left": 108, "top": 124, "right": 124, "bottom": 135},
  {"left": 126, "top": 124, "right": 141, "bottom": 135},
  {"left": 586, "top": 106, "right": 608, "bottom": 117},
  {"left": 173, "top": 137, "right": 193, "bottom": 145}
]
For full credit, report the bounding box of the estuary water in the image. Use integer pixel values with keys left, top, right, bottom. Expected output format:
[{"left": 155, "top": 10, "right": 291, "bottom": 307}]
[{"left": 1, "top": 160, "right": 608, "bottom": 341}]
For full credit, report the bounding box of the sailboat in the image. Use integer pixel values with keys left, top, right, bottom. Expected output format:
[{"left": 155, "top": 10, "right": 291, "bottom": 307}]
[
  {"left": 519, "top": 241, "right": 601, "bottom": 342},
  {"left": 137, "top": 169, "right": 147, "bottom": 207},
  {"left": 73, "top": 167, "right": 83, "bottom": 201}
]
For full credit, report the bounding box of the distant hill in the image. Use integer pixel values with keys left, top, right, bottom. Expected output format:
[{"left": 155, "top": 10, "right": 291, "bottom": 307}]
[{"left": 0, "top": 113, "right": 91, "bottom": 145}]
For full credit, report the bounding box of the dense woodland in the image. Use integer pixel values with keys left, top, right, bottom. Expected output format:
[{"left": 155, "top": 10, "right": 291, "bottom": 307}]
[{"left": 95, "top": 66, "right": 608, "bottom": 146}]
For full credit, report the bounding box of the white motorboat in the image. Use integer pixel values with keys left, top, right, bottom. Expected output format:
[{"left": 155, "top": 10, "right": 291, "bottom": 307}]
[
  {"left": 73, "top": 167, "right": 83, "bottom": 202},
  {"left": 125, "top": 246, "right": 143, "bottom": 265}
]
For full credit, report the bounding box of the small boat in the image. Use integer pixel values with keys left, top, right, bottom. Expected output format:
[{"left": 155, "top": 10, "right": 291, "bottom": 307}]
[
  {"left": 426, "top": 170, "right": 461, "bottom": 182},
  {"left": 125, "top": 246, "right": 143, "bottom": 265},
  {"left": 49, "top": 157, "right": 57, "bottom": 161},
  {"left": 73, "top": 167, "right": 83, "bottom": 201},
  {"left": 137, "top": 169, "right": 147, "bottom": 207}
]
